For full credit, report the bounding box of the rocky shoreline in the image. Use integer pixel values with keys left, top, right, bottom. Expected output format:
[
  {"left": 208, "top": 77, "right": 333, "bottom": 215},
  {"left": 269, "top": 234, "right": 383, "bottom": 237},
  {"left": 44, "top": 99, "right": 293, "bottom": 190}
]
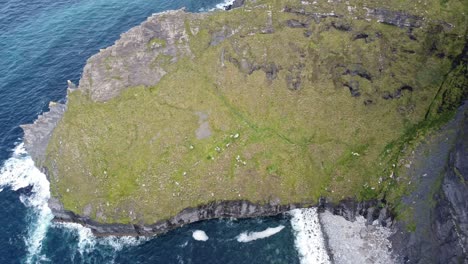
[
  {"left": 48, "top": 195, "right": 393, "bottom": 238},
  {"left": 49, "top": 197, "right": 310, "bottom": 237}
]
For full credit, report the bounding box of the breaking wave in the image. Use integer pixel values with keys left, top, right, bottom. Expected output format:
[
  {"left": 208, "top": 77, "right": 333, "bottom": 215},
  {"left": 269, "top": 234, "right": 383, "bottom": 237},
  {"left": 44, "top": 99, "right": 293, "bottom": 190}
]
[
  {"left": 215, "top": 0, "right": 236, "bottom": 10},
  {"left": 56, "top": 222, "right": 146, "bottom": 255},
  {"left": 0, "top": 143, "right": 53, "bottom": 264},
  {"left": 236, "top": 225, "right": 285, "bottom": 243},
  {"left": 290, "top": 208, "right": 331, "bottom": 264},
  {"left": 0, "top": 144, "right": 146, "bottom": 263}
]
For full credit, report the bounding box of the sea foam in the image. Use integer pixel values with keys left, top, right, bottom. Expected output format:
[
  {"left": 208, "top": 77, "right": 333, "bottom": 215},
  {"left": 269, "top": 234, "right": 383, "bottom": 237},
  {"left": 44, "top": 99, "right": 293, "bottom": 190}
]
[
  {"left": 56, "top": 222, "right": 146, "bottom": 255},
  {"left": 0, "top": 143, "right": 53, "bottom": 264},
  {"left": 215, "top": 0, "right": 235, "bottom": 10},
  {"left": 236, "top": 225, "right": 285, "bottom": 243},
  {"left": 192, "top": 230, "right": 209, "bottom": 241},
  {"left": 0, "top": 143, "right": 145, "bottom": 262},
  {"left": 290, "top": 208, "right": 331, "bottom": 264}
]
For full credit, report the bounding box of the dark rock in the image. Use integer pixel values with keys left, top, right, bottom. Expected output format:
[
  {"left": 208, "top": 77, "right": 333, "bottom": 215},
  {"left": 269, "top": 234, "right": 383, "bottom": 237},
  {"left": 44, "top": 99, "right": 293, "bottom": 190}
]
[
  {"left": 286, "top": 74, "right": 302, "bottom": 90},
  {"left": 344, "top": 64, "right": 372, "bottom": 81},
  {"left": 394, "top": 85, "right": 413, "bottom": 98},
  {"left": 402, "top": 49, "right": 416, "bottom": 54},
  {"left": 382, "top": 85, "right": 414, "bottom": 100},
  {"left": 354, "top": 33, "right": 369, "bottom": 40},
  {"left": 331, "top": 21, "right": 351, "bottom": 31},
  {"left": 366, "top": 8, "right": 423, "bottom": 28},
  {"left": 52, "top": 199, "right": 306, "bottom": 236},
  {"left": 15, "top": 185, "right": 33, "bottom": 196},
  {"left": 286, "top": 19, "right": 309, "bottom": 28},
  {"left": 436, "top": 52, "right": 446, "bottom": 59},
  {"left": 225, "top": 0, "right": 245, "bottom": 11},
  {"left": 344, "top": 80, "right": 361, "bottom": 97},
  {"left": 382, "top": 91, "right": 394, "bottom": 100},
  {"left": 263, "top": 63, "right": 279, "bottom": 81},
  {"left": 319, "top": 198, "right": 392, "bottom": 226},
  {"left": 304, "top": 30, "right": 313, "bottom": 38},
  {"left": 364, "top": 99, "right": 374, "bottom": 106}
]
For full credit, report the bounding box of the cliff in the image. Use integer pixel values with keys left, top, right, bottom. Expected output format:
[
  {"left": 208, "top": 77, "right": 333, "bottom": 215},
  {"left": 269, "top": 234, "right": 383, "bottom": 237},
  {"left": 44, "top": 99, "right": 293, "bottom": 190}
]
[{"left": 21, "top": 0, "right": 467, "bottom": 261}]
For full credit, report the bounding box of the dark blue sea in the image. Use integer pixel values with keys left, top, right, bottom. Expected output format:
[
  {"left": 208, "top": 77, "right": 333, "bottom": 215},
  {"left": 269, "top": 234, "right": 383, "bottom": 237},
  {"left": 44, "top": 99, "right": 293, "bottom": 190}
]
[{"left": 0, "top": 1, "right": 328, "bottom": 263}]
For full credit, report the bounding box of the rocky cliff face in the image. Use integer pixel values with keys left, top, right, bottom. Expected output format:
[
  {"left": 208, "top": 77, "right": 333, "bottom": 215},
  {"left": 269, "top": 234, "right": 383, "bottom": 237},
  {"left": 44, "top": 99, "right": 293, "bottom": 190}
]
[
  {"left": 389, "top": 102, "right": 468, "bottom": 264},
  {"left": 79, "top": 10, "right": 203, "bottom": 102}
]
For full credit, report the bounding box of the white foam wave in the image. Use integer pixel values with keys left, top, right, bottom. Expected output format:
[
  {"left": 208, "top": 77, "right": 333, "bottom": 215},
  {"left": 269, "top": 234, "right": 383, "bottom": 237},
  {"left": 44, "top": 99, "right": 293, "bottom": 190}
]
[
  {"left": 56, "top": 222, "right": 146, "bottom": 254},
  {"left": 192, "top": 230, "right": 209, "bottom": 241},
  {"left": 290, "top": 208, "right": 331, "bottom": 264},
  {"left": 0, "top": 143, "right": 145, "bottom": 262},
  {"left": 199, "top": 0, "right": 236, "bottom": 12},
  {"left": 215, "top": 0, "right": 235, "bottom": 10},
  {"left": 0, "top": 143, "right": 53, "bottom": 264},
  {"left": 236, "top": 225, "right": 285, "bottom": 243}
]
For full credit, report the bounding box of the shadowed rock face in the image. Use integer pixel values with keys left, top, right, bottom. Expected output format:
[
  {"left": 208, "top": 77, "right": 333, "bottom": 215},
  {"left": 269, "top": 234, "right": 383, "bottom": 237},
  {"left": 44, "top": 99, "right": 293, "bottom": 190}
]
[
  {"left": 389, "top": 102, "right": 468, "bottom": 264},
  {"left": 50, "top": 198, "right": 306, "bottom": 236}
]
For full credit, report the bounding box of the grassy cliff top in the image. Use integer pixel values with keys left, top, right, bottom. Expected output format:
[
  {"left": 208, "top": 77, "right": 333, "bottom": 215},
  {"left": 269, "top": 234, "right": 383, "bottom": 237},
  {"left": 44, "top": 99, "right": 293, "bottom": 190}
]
[{"left": 45, "top": 0, "right": 467, "bottom": 224}]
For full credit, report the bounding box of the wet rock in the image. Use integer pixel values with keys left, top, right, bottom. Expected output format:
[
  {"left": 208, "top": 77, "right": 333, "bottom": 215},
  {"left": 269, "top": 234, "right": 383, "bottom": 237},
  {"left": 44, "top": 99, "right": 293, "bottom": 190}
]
[
  {"left": 225, "top": 0, "right": 245, "bottom": 11},
  {"left": 15, "top": 185, "right": 33, "bottom": 196}
]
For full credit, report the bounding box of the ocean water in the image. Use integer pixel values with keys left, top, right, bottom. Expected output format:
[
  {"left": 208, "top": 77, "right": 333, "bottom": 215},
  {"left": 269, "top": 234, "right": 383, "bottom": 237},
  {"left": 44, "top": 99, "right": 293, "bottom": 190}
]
[{"left": 0, "top": 1, "right": 328, "bottom": 263}]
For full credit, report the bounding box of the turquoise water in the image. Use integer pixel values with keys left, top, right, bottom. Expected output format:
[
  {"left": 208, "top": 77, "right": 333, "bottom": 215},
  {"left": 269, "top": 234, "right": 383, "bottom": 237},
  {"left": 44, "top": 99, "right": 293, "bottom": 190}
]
[{"left": 0, "top": 1, "right": 322, "bottom": 263}]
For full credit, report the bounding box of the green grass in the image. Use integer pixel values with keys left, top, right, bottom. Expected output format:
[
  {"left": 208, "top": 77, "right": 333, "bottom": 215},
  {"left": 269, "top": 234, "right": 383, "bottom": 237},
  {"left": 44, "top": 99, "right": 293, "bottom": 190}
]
[{"left": 45, "top": 0, "right": 467, "bottom": 224}]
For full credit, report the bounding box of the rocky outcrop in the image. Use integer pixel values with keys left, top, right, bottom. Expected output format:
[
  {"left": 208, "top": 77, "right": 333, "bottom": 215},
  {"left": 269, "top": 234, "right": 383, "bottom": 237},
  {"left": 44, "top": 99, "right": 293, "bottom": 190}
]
[
  {"left": 364, "top": 8, "right": 423, "bottom": 28},
  {"left": 78, "top": 9, "right": 203, "bottom": 102},
  {"left": 20, "top": 102, "right": 66, "bottom": 167}
]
